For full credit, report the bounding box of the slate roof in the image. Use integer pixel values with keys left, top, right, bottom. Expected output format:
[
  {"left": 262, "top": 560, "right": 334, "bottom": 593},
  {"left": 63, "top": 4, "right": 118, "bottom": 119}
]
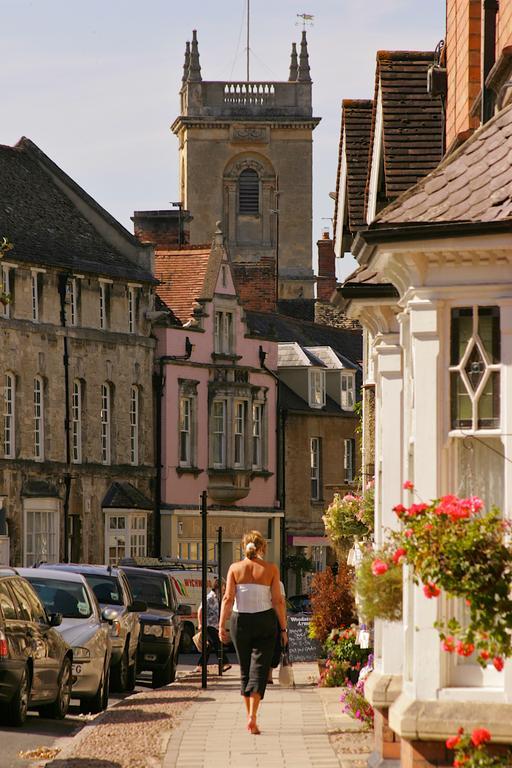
[
  {"left": 366, "top": 52, "right": 444, "bottom": 212},
  {"left": 334, "top": 100, "right": 373, "bottom": 235},
  {"left": 374, "top": 101, "right": 512, "bottom": 225},
  {"left": 154, "top": 246, "right": 212, "bottom": 324},
  {"left": 246, "top": 311, "right": 363, "bottom": 367},
  {"left": 0, "top": 138, "right": 154, "bottom": 282},
  {"left": 102, "top": 482, "right": 153, "bottom": 510}
]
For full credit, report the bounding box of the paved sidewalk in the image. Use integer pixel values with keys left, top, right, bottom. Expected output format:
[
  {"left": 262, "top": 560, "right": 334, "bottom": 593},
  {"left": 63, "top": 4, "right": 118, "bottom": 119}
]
[{"left": 163, "top": 663, "right": 341, "bottom": 768}]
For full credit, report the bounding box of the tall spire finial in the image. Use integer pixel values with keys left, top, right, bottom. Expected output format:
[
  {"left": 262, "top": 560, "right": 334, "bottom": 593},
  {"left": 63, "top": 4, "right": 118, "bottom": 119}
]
[
  {"left": 182, "top": 41, "right": 190, "bottom": 85},
  {"left": 288, "top": 42, "right": 298, "bottom": 81},
  {"left": 188, "top": 29, "right": 202, "bottom": 82},
  {"left": 297, "top": 30, "right": 311, "bottom": 83}
]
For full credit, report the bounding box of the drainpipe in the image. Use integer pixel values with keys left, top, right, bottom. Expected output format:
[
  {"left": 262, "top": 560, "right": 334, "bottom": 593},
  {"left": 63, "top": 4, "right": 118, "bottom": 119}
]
[
  {"left": 482, "top": 0, "right": 499, "bottom": 124},
  {"left": 57, "top": 274, "right": 71, "bottom": 563},
  {"left": 154, "top": 338, "right": 194, "bottom": 557}
]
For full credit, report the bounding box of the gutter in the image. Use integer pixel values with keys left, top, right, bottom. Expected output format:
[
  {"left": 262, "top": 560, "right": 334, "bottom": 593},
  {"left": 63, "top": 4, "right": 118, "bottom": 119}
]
[{"left": 57, "top": 274, "right": 72, "bottom": 563}]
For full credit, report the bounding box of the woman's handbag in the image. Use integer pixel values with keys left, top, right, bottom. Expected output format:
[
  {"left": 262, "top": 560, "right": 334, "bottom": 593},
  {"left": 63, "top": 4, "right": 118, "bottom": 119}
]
[{"left": 278, "top": 646, "right": 295, "bottom": 688}]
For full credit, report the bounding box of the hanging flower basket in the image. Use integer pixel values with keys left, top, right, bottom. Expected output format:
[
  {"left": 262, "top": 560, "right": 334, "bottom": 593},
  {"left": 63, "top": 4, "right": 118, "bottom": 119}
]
[{"left": 355, "top": 545, "right": 403, "bottom": 623}]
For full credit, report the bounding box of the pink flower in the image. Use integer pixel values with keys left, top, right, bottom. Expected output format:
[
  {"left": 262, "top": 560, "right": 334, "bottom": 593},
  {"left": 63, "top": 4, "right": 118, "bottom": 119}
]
[
  {"left": 392, "top": 548, "right": 407, "bottom": 564},
  {"left": 403, "top": 480, "right": 414, "bottom": 490},
  {"left": 471, "top": 728, "right": 491, "bottom": 747},
  {"left": 423, "top": 583, "right": 441, "bottom": 599},
  {"left": 493, "top": 657, "right": 504, "bottom": 671},
  {"left": 442, "top": 637, "right": 455, "bottom": 653},
  {"left": 371, "top": 559, "right": 389, "bottom": 576},
  {"left": 404, "top": 529, "right": 414, "bottom": 538}
]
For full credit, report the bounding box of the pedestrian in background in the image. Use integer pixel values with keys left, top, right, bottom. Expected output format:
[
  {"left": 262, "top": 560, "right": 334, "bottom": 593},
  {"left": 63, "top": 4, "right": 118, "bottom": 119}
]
[
  {"left": 219, "top": 530, "right": 287, "bottom": 735},
  {"left": 196, "top": 577, "right": 231, "bottom": 673}
]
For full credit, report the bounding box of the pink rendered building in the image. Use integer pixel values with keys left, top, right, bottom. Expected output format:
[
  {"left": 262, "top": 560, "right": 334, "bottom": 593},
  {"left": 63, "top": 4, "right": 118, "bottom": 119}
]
[{"left": 152, "top": 225, "right": 281, "bottom": 572}]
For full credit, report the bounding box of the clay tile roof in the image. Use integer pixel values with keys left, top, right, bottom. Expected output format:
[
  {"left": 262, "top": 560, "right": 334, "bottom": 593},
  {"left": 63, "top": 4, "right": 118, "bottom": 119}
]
[
  {"left": 367, "top": 51, "right": 444, "bottom": 212},
  {"left": 154, "top": 245, "right": 212, "bottom": 324},
  {"left": 376, "top": 102, "right": 512, "bottom": 225},
  {"left": 334, "top": 100, "right": 373, "bottom": 234},
  {"left": 0, "top": 138, "right": 154, "bottom": 282}
]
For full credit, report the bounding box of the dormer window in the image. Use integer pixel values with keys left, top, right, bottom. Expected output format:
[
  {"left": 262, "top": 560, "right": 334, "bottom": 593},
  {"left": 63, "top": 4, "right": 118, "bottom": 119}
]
[
  {"left": 238, "top": 168, "right": 260, "bottom": 215},
  {"left": 341, "top": 373, "right": 355, "bottom": 410},
  {"left": 214, "top": 310, "right": 234, "bottom": 355},
  {"left": 308, "top": 369, "right": 325, "bottom": 409}
]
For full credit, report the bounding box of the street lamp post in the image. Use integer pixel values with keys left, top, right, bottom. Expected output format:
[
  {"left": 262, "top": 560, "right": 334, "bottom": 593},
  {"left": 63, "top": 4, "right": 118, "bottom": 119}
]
[{"left": 200, "top": 490, "right": 208, "bottom": 689}]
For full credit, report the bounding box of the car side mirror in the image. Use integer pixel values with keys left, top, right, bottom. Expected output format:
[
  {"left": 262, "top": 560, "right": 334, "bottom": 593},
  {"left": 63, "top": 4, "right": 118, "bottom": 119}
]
[
  {"left": 128, "top": 600, "right": 147, "bottom": 613},
  {"left": 102, "top": 607, "right": 119, "bottom": 624},
  {"left": 49, "top": 612, "right": 62, "bottom": 627},
  {"left": 177, "top": 603, "right": 192, "bottom": 616}
]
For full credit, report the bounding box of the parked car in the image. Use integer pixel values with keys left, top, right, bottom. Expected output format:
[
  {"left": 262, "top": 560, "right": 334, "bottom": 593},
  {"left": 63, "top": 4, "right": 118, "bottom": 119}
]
[
  {"left": 287, "top": 594, "right": 312, "bottom": 614},
  {"left": 18, "top": 568, "right": 112, "bottom": 714},
  {"left": 45, "top": 564, "right": 145, "bottom": 692},
  {"left": 121, "top": 566, "right": 186, "bottom": 688},
  {"left": 0, "top": 568, "right": 73, "bottom": 726}
]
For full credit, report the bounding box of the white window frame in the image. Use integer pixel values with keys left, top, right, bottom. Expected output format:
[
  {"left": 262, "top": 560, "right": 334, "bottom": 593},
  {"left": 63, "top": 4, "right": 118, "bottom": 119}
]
[
  {"left": 105, "top": 512, "right": 147, "bottom": 565},
  {"left": 128, "top": 287, "right": 137, "bottom": 334},
  {"left": 1, "top": 265, "right": 11, "bottom": 319},
  {"left": 212, "top": 399, "right": 227, "bottom": 468},
  {"left": 3, "top": 372, "right": 15, "bottom": 459},
  {"left": 214, "top": 310, "right": 234, "bottom": 354},
  {"left": 308, "top": 369, "right": 326, "bottom": 409},
  {"left": 234, "top": 400, "right": 246, "bottom": 468},
  {"left": 344, "top": 437, "right": 356, "bottom": 483},
  {"left": 179, "top": 396, "right": 192, "bottom": 467},
  {"left": 130, "top": 385, "right": 139, "bottom": 466},
  {"left": 24, "top": 498, "right": 60, "bottom": 566},
  {"left": 341, "top": 373, "right": 355, "bottom": 410},
  {"left": 101, "top": 383, "right": 112, "bottom": 465},
  {"left": 99, "top": 281, "right": 111, "bottom": 330},
  {"left": 310, "top": 437, "right": 321, "bottom": 501},
  {"left": 71, "top": 379, "right": 82, "bottom": 464},
  {"left": 252, "top": 402, "right": 263, "bottom": 469},
  {"left": 33, "top": 376, "right": 44, "bottom": 461}
]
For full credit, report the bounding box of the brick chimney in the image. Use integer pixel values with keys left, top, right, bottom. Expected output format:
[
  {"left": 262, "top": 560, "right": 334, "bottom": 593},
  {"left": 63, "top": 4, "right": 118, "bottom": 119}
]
[
  {"left": 132, "top": 208, "right": 191, "bottom": 249},
  {"left": 316, "top": 230, "right": 337, "bottom": 301},
  {"left": 231, "top": 258, "right": 277, "bottom": 313}
]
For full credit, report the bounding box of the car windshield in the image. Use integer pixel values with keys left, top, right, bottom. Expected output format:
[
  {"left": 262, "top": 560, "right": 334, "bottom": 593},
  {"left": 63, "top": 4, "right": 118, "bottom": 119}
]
[
  {"left": 84, "top": 575, "right": 124, "bottom": 606},
  {"left": 124, "top": 573, "right": 171, "bottom": 609},
  {"left": 27, "top": 577, "right": 93, "bottom": 619}
]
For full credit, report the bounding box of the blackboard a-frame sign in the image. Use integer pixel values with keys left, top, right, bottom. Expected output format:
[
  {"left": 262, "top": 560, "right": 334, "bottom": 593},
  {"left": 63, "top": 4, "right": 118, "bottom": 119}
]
[{"left": 287, "top": 613, "right": 322, "bottom": 662}]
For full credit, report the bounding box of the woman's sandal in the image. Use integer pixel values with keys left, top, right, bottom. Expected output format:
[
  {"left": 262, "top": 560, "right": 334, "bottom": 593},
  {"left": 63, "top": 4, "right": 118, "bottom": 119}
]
[{"left": 247, "top": 717, "right": 261, "bottom": 735}]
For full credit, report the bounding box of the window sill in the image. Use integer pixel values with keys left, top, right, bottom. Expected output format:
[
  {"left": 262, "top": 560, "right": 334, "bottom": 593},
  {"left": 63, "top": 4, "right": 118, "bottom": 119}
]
[
  {"left": 448, "top": 428, "right": 502, "bottom": 438},
  {"left": 250, "top": 469, "right": 273, "bottom": 479},
  {"left": 176, "top": 466, "right": 203, "bottom": 477},
  {"left": 211, "top": 352, "right": 242, "bottom": 362}
]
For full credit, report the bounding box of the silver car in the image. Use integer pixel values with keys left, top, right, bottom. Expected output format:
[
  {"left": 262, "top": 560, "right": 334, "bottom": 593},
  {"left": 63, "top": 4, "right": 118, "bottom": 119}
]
[{"left": 19, "top": 568, "right": 112, "bottom": 714}]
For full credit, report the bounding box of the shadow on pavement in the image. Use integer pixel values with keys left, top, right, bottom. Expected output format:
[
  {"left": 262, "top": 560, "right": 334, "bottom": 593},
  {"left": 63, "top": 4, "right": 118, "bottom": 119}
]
[{"left": 46, "top": 760, "right": 121, "bottom": 768}]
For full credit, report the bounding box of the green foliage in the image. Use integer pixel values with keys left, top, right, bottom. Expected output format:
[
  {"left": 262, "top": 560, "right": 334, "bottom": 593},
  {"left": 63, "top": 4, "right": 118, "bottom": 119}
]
[
  {"left": 355, "top": 545, "right": 403, "bottom": 623},
  {"left": 447, "top": 727, "right": 510, "bottom": 768},
  {"left": 309, "top": 565, "right": 356, "bottom": 646},
  {"left": 323, "top": 486, "right": 374, "bottom": 547},
  {"left": 324, "top": 625, "right": 371, "bottom": 668},
  {"left": 391, "top": 494, "right": 512, "bottom": 665},
  {"left": 318, "top": 658, "right": 350, "bottom": 687},
  {"left": 284, "top": 551, "right": 314, "bottom": 577}
]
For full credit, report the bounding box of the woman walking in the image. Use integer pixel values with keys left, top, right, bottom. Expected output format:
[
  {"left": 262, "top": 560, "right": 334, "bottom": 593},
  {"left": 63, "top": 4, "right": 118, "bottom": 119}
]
[{"left": 219, "top": 530, "right": 287, "bottom": 735}]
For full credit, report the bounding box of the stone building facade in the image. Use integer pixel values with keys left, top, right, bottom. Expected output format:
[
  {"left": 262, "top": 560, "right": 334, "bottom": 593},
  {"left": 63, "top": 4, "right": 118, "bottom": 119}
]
[
  {"left": 0, "top": 138, "right": 156, "bottom": 566},
  {"left": 172, "top": 30, "right": 320, "bottom": 304}
]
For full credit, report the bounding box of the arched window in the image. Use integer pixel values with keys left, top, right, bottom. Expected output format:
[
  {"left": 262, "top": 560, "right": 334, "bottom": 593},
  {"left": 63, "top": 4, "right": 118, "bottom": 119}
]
[
  {"left": 238, "top": 168, "right": 260, "bottom": 214},
  {"left": 3, "top": 372, "right": 15, "bottom": 458}
]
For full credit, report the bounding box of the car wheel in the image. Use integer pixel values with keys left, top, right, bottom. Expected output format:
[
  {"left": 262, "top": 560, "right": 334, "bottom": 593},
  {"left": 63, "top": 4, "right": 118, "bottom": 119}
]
[
  {"left": 111, "top": 644, "right": 129, "bottom": 692},
  {"left": 40, "top": 658, "right": 72, "bottom": 720},
  {"left": 81, "top": 656, "right": 110, "bottom": 715},
  {"left": 179, "top": 625, "right": 194, "bottom": 654},
  {"left": 5, "top": 665, "right": 30, "bottom": 727}
]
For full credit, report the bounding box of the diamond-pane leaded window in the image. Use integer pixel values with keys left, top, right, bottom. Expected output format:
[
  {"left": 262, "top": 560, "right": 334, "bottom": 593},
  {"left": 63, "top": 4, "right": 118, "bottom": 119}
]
[{"left": 450, "top": 306, "right": 500, "bottom": 430}]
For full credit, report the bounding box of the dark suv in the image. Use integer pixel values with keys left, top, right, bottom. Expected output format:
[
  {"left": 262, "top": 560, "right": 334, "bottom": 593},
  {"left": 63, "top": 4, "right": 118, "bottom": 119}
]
[
  {"left": 46, "top": 564, "right": 145, "bottom": 692},
  {"left": 121, "top": 567, "right": 184, "bottom": 688},
  {"left": 0, "top": 569, "right": 73, "bottom": 726}
]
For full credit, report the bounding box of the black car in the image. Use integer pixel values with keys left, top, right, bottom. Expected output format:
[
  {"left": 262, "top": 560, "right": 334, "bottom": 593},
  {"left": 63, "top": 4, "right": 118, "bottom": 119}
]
[
  {"left": 0, "top": 569, "right": 73, "bottom": 726},
  {"left": 121, "top": 566, "right": 185, "bottom": 688}
]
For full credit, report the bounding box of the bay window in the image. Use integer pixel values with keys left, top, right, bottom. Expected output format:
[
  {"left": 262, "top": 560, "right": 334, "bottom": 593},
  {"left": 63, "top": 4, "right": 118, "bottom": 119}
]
[
  {"left": 234, "top": 401, "right": 246, "bottom": 467},
  {"left": 24, "top": 499, "right": 60, "bottom": 566},
  {"left": 105, "top": 513, "right": 147, "bottom": 565},
  {"left": 212, "top": 400, "right": 227, "bottom": 467}
]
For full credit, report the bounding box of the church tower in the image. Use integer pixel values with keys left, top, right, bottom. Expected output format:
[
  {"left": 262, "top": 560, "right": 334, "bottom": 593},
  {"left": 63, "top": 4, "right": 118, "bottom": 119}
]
[{"left": 172, "top": 30, "right": 320, "bottom": 306}]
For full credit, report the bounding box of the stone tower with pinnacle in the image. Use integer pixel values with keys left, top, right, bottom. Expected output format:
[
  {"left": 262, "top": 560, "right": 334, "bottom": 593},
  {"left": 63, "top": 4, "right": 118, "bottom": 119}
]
[{"left": 172, "top": 29, "right": 320, "bottom": 306}]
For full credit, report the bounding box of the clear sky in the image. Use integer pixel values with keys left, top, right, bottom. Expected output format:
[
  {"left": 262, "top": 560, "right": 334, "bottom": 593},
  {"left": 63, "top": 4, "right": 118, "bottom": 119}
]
[{"left": 1, "top": 0, "right": 444, "bottom": 279}]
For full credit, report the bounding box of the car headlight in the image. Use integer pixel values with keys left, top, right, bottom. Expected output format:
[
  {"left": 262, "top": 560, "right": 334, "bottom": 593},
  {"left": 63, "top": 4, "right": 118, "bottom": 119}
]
[
  {"left": 73, "top": 647, "right": 91, "bottom": 660},
  {"left": 143, "top": 624, "right": 164, "bottom": 637}
]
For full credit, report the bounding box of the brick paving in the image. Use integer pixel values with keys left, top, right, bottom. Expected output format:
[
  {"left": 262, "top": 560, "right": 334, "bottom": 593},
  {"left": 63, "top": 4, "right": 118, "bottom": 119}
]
[{"left": 163, "top": 664, "right": 341, "bottom": 768}]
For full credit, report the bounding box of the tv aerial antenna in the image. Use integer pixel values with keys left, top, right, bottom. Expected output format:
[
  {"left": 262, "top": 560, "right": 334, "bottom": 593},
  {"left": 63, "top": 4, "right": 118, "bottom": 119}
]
[{"left": 296, "top": 12, "right": 314, "bottom": 30}]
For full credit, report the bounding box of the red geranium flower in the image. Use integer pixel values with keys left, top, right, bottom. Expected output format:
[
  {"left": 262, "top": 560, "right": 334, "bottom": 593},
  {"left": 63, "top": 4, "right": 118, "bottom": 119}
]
[
  {"left": 403, "top": 480, "right": 414, "bottom": 490},
  {"left": 454, "top": 757, "right": 469, "bottom": 767},
  {"left": 471, "top": 728, "right": 491, "bottom": 747},
  {"left": 479, "top": 650, "right": 490, "bottom": 661},
  {"left": 393, "top": 504, "right": 406, "bottom": 517},
  {"left": 407, "top": 503, "right": 428, "bottom": 517},
  {"left": 392, "top": 548, "right": 407, "bottom": 564},
  {"left": 493, "top": 657, "right": 504, "bottom": 671},
  {"left": 404, "top": 529, "right": 414, "bottom": 538},
  {"left": 423, "top": 583, "right": 441, "bottom": 599},
  {"left": 442, "top": 636, "right": 455, "bottom": 653},
  {"left": 446, "top": 735, "right": 461, "bottom": 750},
  {"left": 456, "top": 641, "right": 475, "bottom": 657},
  {"left": 371, "top": 559, "right": 389, "bottom": 576}
]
